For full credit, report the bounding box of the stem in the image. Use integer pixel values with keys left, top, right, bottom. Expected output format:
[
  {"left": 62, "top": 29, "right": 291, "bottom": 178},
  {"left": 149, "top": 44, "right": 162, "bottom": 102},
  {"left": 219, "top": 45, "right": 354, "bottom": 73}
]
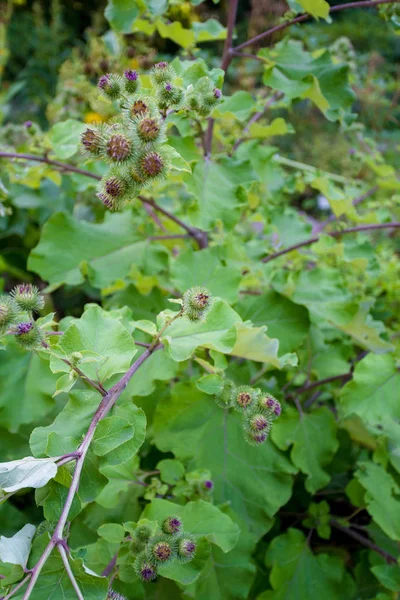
[
  {"left": 0, "top": 151, "right": 208, "bottom": 249},
  {"left": 101, "top": 553, "right": 118, "bottom": 578},
  {"left": 262, "top": 222, "right": 400, "bottom": 263},
  {"left": 288, "top": 373, "right": 353, "bottom": 397},
  {"left": 330, "top": 520, "right": 397, "bottom": 564},
  {"left": 148, "top": 234, "right": 191, "bottom": 241},
  {"left": 273, "top": 155, "right": 353, "bottom": 184},
  {"left": 1, "top": 574, "right": 31, "bottom": 600},
  {"left": 61, "top": 359, "right": 107, "bottom": 396},
  {"left": 204, "top": 0, "right": 239, "bottom": 156},
  {"left": 232, "top": 0, "right": 397, "bottom": 53},
  {"left": 57, "top": 545, "right": 84, "bottom": 600}
]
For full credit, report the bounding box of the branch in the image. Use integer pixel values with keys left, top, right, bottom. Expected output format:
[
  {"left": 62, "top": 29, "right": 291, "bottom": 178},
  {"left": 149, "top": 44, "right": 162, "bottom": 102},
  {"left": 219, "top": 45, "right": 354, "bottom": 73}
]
[
  {"left": 101, "top": 552, "right": 118, "bottom": 578},
  {"left": 204, "top": 0, "right": 239, "bottom": 155},
  {"left": 261, "top": 222, "right": 400, "bottom": 263},
  {"left": 232, "top": 0, "right": 397, "bottom": 53},
  {"left": 288, "top": 373, "right": 353, "bottom": 397},
  {"left": 0, "top": 151, "right": 208, "bottom": 249},
  {"left": 330, "top": 520, "right": 398, "bottom": 564},
  {"left": 314, "top": 186, "right": 379, "bottom": 233},
  {"left": 57, "top": 545, "right": 84, "bottom": 600},
  {"left": 61, "top": 359, "right": 107, "bottom": 396},
  {"left": 1, "top": 574, "right": 32, "bottom": 600}
]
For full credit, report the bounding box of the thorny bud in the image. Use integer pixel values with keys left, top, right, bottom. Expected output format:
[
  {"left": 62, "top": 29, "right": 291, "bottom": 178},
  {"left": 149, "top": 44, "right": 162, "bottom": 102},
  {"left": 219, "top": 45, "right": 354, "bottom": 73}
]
[
  {"left": 150, "top": 61, "right": 175, "bottom": 85},
  {"left": 214, "top": 379, "right": 235, "bottom": 409},
  {"left": 136, "top": 117, "right": 162, "bottom": 142},
  {"left": 15, "top": 322, "right": 44, "bottom": 351},
  {"left": 0, "top": 295, "right": 19, "bottom": 334},
  {"left": 139, "top": 151, "right": 166, "bottom": 179},
  {"left": 134, "top": 524, "right": 152, "bottom": 543},
  {"left": 246, "top": 413, "right": 271, "bottom": 433},
  {"left": 123, "top": 69, "right": 140, "bottom": 94},
  {"left": 134, "top": 553, "right": 157, "bottom": 582},
  {"left": 233, "top": 385, "right": 256, "bottom": 412},
  {"left": 176, "top": 535, "right": 196, "bottom": 564},
  {"left": 182, "top": 286, "right": 212, "bottom": 322},
  {"left": 81, "top": 127, "right": 103, "bottom": 156},
  {"left": 161, "top": 516, "right": 182, "bottom": 535},
  {"left": 106, "top": 133, "right": 132, "bottom": 163},
  {"left": 97, "top": 171, "right": 130, "bottom": 211},
  {"left": 130, "top": 537, "right": 145, "bottom": 554},
  {"left": 107, "top": 591, "right": 127, "bottom": 600},
  {"left": 98, "top": 73, "right": 122, "bottom": 100},
  {"left": 128, "top": 98, "right": 151, "bottom": 119},
  {"left": 148, "top": 536, "right": 176, "bottom": 564},
  {"left": 258, "top": 394, "right": 281, "bottom": 418},
  {"left": 157, "top": 82, "right": 184, "bottom": 110},
  {"left": 10, "top": 283, "right": 44, "bottom": 313},
  {"left": 244, "top": 430, "right": 268, "bottom": 446}
]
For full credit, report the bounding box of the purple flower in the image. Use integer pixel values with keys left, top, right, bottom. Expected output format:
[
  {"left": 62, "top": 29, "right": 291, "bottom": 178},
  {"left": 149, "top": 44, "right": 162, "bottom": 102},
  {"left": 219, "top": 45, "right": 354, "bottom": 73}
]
[
  {"left": 165, "top": 83, "right": 172, "bottom": 92},
  {"left": 124, "top": 69, "right": 138, "bottom": 81},
  {"left": 24, "top": 121, "right": 33, "bottom": 128},
  {"left": 17, "top": 322, "right": 33, "bottom": 335},
  {"left": 98, "top": 74, "right": 110, "bottom": 90},
  {"left": 204, "top": 480, "right": 213, "bottom": 490},
  {"left": 156, "top": 61, "right": 168, "bottom": 69},
  {"left": 213, "top": 88, "right": 222, "bottom": 99}
]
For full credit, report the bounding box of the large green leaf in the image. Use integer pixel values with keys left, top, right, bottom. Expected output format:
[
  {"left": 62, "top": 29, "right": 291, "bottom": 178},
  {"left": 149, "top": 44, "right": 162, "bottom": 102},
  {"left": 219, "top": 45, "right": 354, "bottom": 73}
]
[
  {"left": 104, "top": 0, "right": 141, "bottom": 33},
  {"left": 28, "top": 212, "right": 167, "bottom": 291},
  {"left": 48, "top": 120, "right": 87, "bottom": 160},
  {"left": 340, "top": 354, "right": 400, "bottom": 424},
  {"left": 271, "top": 407, "right": 338, "bottom": 493},
  {"left": 0, "top": 457, "right": 58, "bottom": 493},
  {"left": 153, "top": 386, "right": 295, "bottom": 536},
  {"left": 260, "top": 39, "right": 355, "bottom": 121},
  {"left": 260, "top": 528, "right": 355, "bottom": 600},
  {"left": 0, "top": 524, "right": 36, "bottom": 568}
]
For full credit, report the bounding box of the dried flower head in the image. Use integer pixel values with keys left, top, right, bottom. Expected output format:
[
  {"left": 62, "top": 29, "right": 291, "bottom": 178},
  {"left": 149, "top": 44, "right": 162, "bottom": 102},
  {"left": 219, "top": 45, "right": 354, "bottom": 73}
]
[
  {"left": 139, "top": 151, "right": 166, "bottom": 180},
  {"left": 11, "top": 283, "right": 44, "bottom": 313},
  {"left": 81, "top": 127, "right": 103, "bottom": 157},
  {"left": 106, "top": 133, "right": 132, "bottom": 162},
  {"left": 136, "top": 117, "right": 162, "bottom": 142}
]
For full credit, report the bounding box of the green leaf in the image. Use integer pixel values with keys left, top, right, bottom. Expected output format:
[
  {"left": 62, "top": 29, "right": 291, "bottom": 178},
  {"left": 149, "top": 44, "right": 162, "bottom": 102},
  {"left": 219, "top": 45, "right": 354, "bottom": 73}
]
[
  {"left": 48, "top": 120, "right": 87, "bottom": 160},
  {"left": 0, "top": 524, "right": 36, "bottom": 568},
  {"left": 53, "top": 304, "right": 137, "bottom": 382},
  {"left": 248, "top": 118, "right": 293, "bottom": 139},
  {"left": 104, "top": 0, "right": 141, "bottom": 33},
  {"left": 28, "top": 212, "right": 166, "bottom": 291},
  {"left": 192, "top": 19, "right": 227, "bottom": 42},
  {"left": 163, "top": 145, "right": 192, "bottom": 173},
  {"left": 170, "top": 247, "right": 242, "bottom": 304},
  {"left": 340, "top": 354, "right": 400, "bottom": 424},
  {"left": 355, "top": 462, "right": 400, "bottom": 541},
  {"left": 272, "top": 407, "right": 338, "bottom": 493},
  {"left": 92, "top": 416, "right": 134, "bottom": 456},
  {"left": 142, "top": 498, "right": 240, "bottom": 552},
  {"left": 0, "top": 457, "right": 58, "bottom": 493},
  {"left": 297, "top": 0, "right": 330, "bottom": 19},
  {"left": 261, "top": 528, "right": 355, "bottom": 600},
  {"left": 213, "top": 91, "right": 255, "bottom": 121},
  {"left": 157, "top": 459, "right": 185, "bottom": 485},
  {"left": 153, "top": 387, "right": 295, "bottom": 536},
  {"left": 156, "top": 20, "right": 195, "bottom": 49}
]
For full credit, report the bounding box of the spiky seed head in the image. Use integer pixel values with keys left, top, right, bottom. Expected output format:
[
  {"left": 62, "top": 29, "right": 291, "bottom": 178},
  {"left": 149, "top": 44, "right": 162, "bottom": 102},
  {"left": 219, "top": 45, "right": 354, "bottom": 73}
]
[
  {"left": 233, "top": 386, "right": 256, "bottom": 412},
  {"left": 97, "top": 171, "right": 130, "bottom": 211},
  {"left": 161, "top": 516, "right": 182, "bottom": 536},
  {"left": 98, "top": 73, "right": 122, "bottom": 99},
  {"left": 130, "top": 99, "right": 150, "bottom": 118},
  {"left": 15, "top": 322, "right": 44, "bottom": 351},
  {"left": 176, "top": 535, "right": 196, "bottom": 564},
  {"left": 246, "top": 413, "right": 271, "bottom": 433},
  {"left": 134, "top": 524, "right": 152, "bottom": 543},
  {"left": 81, "top": 128, "right": 103, "bottom": 156},
  {"left": 136, "top": 117, "right": 161, "bottom": 142},
  {"left": 123, "top": 69, "right": 140, "bottom": 94},
  {"left": 244, "top": 429, "right": 268, "bottom": 446},
  {"left": 150, "top": 61, "right": 175, "bottom": 85},
  {"left": 106, "top": 133, "right": 132, "bottom": 162},
  {"left": 148, "top": 537, "right": 176, "bottom": 565},
  {"left": 182, "top": 286, "right": 213, "bottom": 322},
  {"left": 134, "top": 553, "right": 157, "bottom": 582},
  {"left": 0, "top": 295, "right": 20, "bottom": 333},
  {"left": 10, "top": 283, "right": 44, "bottom": 313},
  {"left": 139, "top": 151, "right": 165, "bottom": 179},
  {"left": 214, "top": 379, "right": 236, "bottom": 409}
]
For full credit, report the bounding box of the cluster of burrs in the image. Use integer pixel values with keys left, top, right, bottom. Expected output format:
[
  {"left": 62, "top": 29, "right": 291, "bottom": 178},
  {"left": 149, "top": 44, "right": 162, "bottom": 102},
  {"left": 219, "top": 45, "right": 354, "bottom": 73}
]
[
  {"left": 80, "top": 61, "right": 222, "bottom": 211},
  {"left": 215, "top": 381, "right": 282, "bottom": 446},
  {"left": 131, "top": 516, "right": 196, "bottom": 583},
  {"left": 0, "top": 284, "right": 45, "bottom": 350}
]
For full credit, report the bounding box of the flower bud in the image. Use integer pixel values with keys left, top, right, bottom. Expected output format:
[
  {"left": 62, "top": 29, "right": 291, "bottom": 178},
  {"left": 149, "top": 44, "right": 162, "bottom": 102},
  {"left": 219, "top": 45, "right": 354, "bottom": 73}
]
[
  {"left": 232, "top": 386, "right": 256, "bottom": 412},
  {"left": 107, "top": 591, "right": 127, "bottom": 600},
  {"left": 182, "top": 286, "right": 212, "bottom": 322},
  {"left": 10, "top": 283, "right": 44, "bottom": 313},
  {"left": 147, "top": 535, "right": 176, "bottom": 565},
  {"left": 157, "top": 82, "right": 184, "bottom": 110},
  {"left": 214, "top": 379, "right": 235, "bottom": 409},
  {"left": 105, "top": 133, "right": 133, "bottom": 163},
  {"left": 204, "top": 480, "right": 213, "bottom": 490},
  {"left": 135, "top": 117, "right": 163, "bottom": 143},
  {"left": 130, "top": 538, "right": 145, "bottom": 554},
  {"left": 138, "top": 150, "right": 168, "bottom": 181},
  {"left": 123, "top": 69, "right": 140, "bottom": 94},
  {"left": 15, "top": 322, "right": 44, "bottom": 351},
  {"left": 150, "top": 61, "right": 175, "bottom": 85},
  {"left": 258, "top": 394, "right": 281, "bottom": 418},
  {"left": 134, "top": 524, "right": 152, "bottom": 543},
  {"left": 161, "top": 516, "right": 182, "bottom": 535},
  {"left": 176, "top": 535, "right": 196, "bottom": 564},
  {"left": 81, "top": 127, "right": 103, "bottom": 157},
  {"left": 245, "top": 413, "right": 271, "bottom": 434},
  {"left": 244, "top": 429, "right": 268, "bottom": 446},
  {"left": 98, "top": 73, "right": 122, "bottom": 100},
  {"left": 134, "top": 553, "right": 157, "bottom": 582},
  {"left": 0, "top": 295, "right": 19, "bottom": 334},
  {"left": 97, "top": 169, "right": 131, "bottom": 211}
]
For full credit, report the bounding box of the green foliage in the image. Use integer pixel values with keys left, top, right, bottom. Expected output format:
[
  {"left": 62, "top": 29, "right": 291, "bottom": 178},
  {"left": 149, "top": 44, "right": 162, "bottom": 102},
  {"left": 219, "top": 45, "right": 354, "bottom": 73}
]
[{"left": 0, "top": 0, "right": 400, "bottom": 598}]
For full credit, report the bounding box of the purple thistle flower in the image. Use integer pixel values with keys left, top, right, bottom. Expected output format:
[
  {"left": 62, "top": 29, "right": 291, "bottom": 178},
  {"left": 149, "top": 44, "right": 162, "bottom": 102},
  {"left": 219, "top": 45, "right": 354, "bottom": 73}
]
[
  {"left": 17, "top": 322, "right": 33, "bottom": 335},
  {"left": 273, "top": 401, "right": 281, "bottom": 417},
  {"left": 162, "top": 516, "right": 182, "bottom": 535},
  {"left": 165, "top": 83, "right": 172, "bottom": 92},
  {"left": 124, "top": 69, "right": 138, "bottom": 81},
  {"left": 24, "top": 120, "right": 33, "bottom": 128},
  {"left": 98, "top": 74, "right": 110, "bottom": 90},
  {"left": 213, "top": 88, "right": 222, "bottom": 99},
  {"left": 156, "top": 61, "right": 168, "bottom": 69},
  {"left": 204, "top": 480, "right": 213, "bottom": 490}
]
